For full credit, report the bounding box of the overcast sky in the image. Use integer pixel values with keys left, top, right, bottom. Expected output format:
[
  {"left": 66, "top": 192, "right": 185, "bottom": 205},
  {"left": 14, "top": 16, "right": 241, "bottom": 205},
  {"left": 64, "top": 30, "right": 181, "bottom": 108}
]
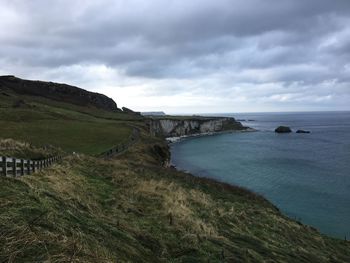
[{"left": 1, "top": 0, "right": 350, "bottom": 113}]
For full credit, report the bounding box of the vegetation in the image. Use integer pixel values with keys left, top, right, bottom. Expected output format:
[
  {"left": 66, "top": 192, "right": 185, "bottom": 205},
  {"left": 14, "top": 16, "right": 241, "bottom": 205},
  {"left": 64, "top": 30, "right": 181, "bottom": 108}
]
[
  {"left": 0, "top": 83, "right": 349, "bottom": 262},
  {"left": 0, "top": 138, "right": 63, "bottom": 160},
  {"left": 1, "top": 135, "right": 350, "bottom": 262},
  {"left": 0, "top": 90, "right": 141, "bottom": 155}
]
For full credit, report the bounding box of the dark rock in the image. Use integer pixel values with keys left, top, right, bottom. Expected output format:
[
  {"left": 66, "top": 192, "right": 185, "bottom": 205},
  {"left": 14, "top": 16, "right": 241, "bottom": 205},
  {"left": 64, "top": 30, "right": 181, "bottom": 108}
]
[
  {"left": 1, "top": 92, "right": 10, "bottom": 97},
  {"left": 275, "top": 126, "right": 292, "bottom": 133},
  {"left": 122, "top": 107, "right": 141, "bottom": 115},
  {"left": 12, "top": 99, "right": 27, "bottom": 108},
  {"left": 296, "top": 130, "right": 310, "bottom": 134},
  {"left": 0, "top": 75, "right": 118, "bottom": 111}
]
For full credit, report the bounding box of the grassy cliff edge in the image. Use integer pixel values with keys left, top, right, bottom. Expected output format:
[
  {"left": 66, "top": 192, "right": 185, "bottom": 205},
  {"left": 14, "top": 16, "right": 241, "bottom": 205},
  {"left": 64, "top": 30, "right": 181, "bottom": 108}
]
[
  {"left": 1, "top": 132, "right": 350, "bottom": 262},
  {"left": 0, "top": 77, "right": 349, "bottom": 262}
]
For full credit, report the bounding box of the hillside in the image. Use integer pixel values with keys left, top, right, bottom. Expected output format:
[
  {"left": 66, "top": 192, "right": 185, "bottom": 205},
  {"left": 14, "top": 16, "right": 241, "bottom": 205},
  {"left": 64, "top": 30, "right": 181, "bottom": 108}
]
[
  {"left": 0, "top": 75, "right": 118, "bottom": 112},
  {"left": 0, "top": 76, "right": 143, "bottom": 155},
  {"left": 0, "top": 78, "right": 349, "bottom": 262}
]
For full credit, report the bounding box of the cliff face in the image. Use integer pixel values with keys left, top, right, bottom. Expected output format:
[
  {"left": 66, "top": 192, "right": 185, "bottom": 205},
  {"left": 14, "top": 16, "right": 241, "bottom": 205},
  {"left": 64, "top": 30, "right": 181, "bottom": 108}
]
[
  {"left": 0, "top": 75, "right": 118, "bottom": 111},
  {"left": 149, "top": 117, "right": 245, "bottom": 137}
]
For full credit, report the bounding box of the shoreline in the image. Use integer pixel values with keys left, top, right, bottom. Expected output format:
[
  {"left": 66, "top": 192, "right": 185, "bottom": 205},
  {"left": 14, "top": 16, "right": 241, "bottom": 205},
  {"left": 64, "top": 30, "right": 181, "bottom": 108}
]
[
  {"left": 165, "top": 128, "right": 347, "bottom": 240},
  {"left": 165, "top": 127, "right": 256, "bottom": 143}
]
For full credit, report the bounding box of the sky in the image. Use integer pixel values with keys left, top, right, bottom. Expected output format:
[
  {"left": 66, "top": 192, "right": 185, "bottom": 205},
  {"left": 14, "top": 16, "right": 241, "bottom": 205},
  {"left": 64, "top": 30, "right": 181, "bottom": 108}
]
[{"left": 0, "top": 0, "right": 350, "bottom": 113}]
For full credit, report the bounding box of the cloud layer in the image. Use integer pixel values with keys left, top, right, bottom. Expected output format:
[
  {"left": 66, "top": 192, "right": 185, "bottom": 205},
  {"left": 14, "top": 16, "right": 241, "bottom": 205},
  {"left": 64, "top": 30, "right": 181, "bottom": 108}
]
[{"left": 1, "top": 0, "right": 349, "bottom": 113}]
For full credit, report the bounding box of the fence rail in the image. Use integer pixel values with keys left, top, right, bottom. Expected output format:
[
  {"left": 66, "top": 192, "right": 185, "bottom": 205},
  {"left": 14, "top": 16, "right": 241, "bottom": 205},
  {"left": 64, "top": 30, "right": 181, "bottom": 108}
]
[
  {"left": 0, "top": 155, "right": 62, "bottom": 177},
  {"left": 100, "top": 128, "right": 140, "bottom": 158},
  {"left": 1, "top": 128, "right": 139, "bottom": 176}
]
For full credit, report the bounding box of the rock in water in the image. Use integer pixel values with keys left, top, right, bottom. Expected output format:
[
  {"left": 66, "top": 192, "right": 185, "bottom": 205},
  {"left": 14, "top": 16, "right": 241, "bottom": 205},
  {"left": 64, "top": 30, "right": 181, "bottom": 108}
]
[
  {"left": 296, "top": 130, "right": 310, "bottom": 133},
  {"left": 275, "top": 126, "right": 292, "bottom": 133}
]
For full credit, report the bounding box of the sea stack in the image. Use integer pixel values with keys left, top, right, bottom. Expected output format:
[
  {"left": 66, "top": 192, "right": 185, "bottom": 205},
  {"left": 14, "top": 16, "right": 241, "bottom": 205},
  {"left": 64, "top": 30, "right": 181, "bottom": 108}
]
[{"left": 275, "top": 126, "right": 292, "bottom": 133}]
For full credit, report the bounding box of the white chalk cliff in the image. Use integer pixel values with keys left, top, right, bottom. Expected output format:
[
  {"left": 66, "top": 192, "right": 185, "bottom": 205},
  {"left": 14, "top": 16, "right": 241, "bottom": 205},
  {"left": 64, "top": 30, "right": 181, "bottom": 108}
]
[{"left": 149, "top": 117, "right": 245, "bottom": 137}]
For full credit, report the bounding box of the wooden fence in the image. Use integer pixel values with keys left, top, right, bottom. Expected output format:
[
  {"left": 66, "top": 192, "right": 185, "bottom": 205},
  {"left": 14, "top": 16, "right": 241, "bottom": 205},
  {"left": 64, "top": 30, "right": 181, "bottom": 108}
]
[
  {"left": 0, "top": 155, "right": 62, "bottom": 177},
  {"left": 100, "top": 128, "right": 140, "bottom": 158},
  {"left": 1, "top": 128, "right": 139, "bottom": 176}
]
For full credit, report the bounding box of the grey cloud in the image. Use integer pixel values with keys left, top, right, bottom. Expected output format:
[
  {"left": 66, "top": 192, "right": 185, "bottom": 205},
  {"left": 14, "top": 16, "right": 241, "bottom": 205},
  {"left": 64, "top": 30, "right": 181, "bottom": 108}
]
[{"left": 0, "top": 0, "right": 349, "bottom": 112}]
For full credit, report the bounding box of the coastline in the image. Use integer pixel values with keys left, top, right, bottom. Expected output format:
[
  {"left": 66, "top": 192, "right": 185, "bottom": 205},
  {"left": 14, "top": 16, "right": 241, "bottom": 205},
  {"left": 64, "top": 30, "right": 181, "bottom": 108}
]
[
  {"left": 2, "top": 75, "right": 350, "bottom": 260},
  {"left": 166, "top": 134, "right": 321, "bottom": 239},
  {"left": 166, "top": 121, "right": 349, "bottom": 240},
  {"left": 165, "top": 127, "right": 256, "bottom": 143}
]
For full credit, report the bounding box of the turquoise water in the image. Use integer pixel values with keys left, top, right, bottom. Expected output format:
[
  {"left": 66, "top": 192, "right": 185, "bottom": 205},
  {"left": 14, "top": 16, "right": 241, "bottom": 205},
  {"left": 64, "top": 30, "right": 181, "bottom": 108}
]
[{"left": 170, "top": 112, "right": 350, "bottom": 238}]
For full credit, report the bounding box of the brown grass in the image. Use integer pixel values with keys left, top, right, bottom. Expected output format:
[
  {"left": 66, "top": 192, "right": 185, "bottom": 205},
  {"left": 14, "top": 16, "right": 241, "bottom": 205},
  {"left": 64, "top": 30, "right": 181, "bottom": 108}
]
[
  {"left": 1, "top": 134, "right": 350, "bottom": 262},
  {"left": 0, "top": 138, "right": 63, "bottom": 159}
]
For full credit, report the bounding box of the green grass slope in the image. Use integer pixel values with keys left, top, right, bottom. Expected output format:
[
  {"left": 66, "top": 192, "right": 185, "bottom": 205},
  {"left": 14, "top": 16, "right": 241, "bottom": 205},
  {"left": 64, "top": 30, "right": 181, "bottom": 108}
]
[
  {"left": 0, "top": 81, "right": 349, "bottom": 262},
  {"left": 0, "top": 89, "right": 141, "bottom": 155},
  {"left": 1, "top": 134, "right": 349, "bottom": 262}
]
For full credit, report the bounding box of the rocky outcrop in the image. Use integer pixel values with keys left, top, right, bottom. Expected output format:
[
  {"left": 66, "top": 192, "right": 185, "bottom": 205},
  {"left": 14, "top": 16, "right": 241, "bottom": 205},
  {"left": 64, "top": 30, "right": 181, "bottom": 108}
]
[
  {"left": 296, "top": 130, "right": 310, "bottom": 134},
  {"left": 275, "top": 126, "right": 292, "bottom": 133},
  {"left": 0, "top": 75, "right": 118, "bottom": 111},
  {"left": 149, "top": 117, "right": 246, "bottom": 137},
  {"left": 122, "top": 107, "right": 141, "bottom": 115}
]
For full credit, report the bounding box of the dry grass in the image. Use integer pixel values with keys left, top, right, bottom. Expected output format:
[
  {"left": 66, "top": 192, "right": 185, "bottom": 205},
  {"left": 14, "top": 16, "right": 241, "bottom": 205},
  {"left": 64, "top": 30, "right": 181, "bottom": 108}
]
[
  {"left": 136, "top": 179, "right": 218, "bottom": 237},
  {"left": 1, "top": 133, "right": 350, "bottom": 262},
  {"left": 1, "top": 147, "right": 350, "bottom": 262},
  {"left": 0, "top": 138, "right": 63, "bottom": 159}
]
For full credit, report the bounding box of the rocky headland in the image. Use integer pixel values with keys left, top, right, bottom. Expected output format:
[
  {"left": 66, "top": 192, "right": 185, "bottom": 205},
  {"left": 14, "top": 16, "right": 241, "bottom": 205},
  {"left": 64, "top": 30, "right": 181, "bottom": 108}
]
[
  {"left": 0, "top": 75, "right": 119, "bottom": 111},
  {"left": 149, "top": 116, "right": 247, "bottom": 138},
  {"left": 1, "top": 76, "right": 349, "bottom": 262}
]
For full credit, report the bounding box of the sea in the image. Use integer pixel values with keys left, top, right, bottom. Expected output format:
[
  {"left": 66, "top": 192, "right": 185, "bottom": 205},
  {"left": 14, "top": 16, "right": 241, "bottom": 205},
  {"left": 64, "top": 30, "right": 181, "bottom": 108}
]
[{"left": 170, "top": 111, "right": 350, "bottom": 239}]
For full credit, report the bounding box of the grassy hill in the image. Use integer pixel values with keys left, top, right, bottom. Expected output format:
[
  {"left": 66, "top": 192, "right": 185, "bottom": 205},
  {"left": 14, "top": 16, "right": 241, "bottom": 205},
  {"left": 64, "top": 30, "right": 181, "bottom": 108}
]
[
  {"left": 0, "top": 80, "right": 142, "bottom": 156},
  {"left": 0, "top": 78, "right": 349, "bottom": 262}
]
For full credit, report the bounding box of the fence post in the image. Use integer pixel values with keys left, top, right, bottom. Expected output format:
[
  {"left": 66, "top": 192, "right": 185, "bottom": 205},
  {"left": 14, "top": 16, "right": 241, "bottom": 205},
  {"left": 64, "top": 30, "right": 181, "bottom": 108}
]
[
  {"left": 13, "top": 158, "right": 17, "bottom": 177},
  {"left": 20, "top": 159, "right": 24, "bottom": 176},
  {"left": 27, "top": 160, "right": 30, "bottom": 175},
  {"left": 33, "top": 161, "right": 36, "bottom": 173},
  {"left": 2, "top": 157, "right": 7, "bottom": 176}
]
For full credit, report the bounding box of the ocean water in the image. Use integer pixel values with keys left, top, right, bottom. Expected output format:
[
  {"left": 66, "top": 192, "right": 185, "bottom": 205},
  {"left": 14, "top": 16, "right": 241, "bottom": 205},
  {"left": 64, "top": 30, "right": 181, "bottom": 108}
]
[{"left": 170, "top": 111, "right": 350, "bottom": 239}]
